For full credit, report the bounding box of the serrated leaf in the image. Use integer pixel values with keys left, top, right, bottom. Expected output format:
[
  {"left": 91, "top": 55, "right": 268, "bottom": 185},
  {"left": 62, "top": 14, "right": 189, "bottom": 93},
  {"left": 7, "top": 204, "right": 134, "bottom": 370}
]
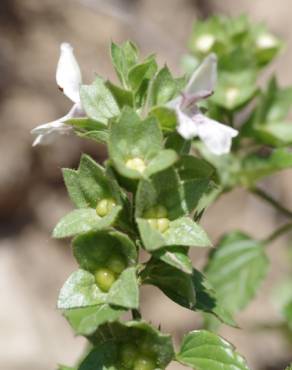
[
  {"left": 64, "top": 304, "right": 126, "bottom": 336},
  {"left": 142, "top": 259, "right": 196, "bottom": 309},
  {"left": 142, "top": 260, "right": 234, "bottom": 325},
  {"left": 63, "top": 154, "right": 119, "bottom": 209},
  {"left": 80, "top": 77, "right": 119, "bottom": 123},
  {"left": 53, "top": 207, "right": 121, "bottom": 239},
  {"left": 176, "top": 330, "right": 250, "bottom": 370},
  {"left": 205, "top": 232, "right": 269, "bottom": 317}
]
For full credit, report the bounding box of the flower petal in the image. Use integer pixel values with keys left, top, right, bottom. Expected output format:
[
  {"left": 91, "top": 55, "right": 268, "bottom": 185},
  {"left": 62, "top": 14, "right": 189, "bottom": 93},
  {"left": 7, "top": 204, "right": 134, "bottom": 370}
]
[
  {"left": 176, "top": 106, "right": 198, "bottom": 140},
  {"left": 31, "top": 103, "right": 84, "bottom": 146},
  {"left": 184, "top": 53, "right": 217, "bottom": 103},
  {"left": 56, "top": 43, "right": 82, "bottom": 104},
  {"left": 194, "top": 113, "right": 238, "bottom": 155}
]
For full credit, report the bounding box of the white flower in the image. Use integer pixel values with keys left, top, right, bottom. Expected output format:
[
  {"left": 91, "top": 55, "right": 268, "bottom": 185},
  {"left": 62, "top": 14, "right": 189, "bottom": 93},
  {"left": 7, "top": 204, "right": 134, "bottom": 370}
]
[
  {"left": 31, "top": 43, "right": 84, "bottom": 146},
  {"left": 171, "top": 53, "right": 238, "bottom": 155}
]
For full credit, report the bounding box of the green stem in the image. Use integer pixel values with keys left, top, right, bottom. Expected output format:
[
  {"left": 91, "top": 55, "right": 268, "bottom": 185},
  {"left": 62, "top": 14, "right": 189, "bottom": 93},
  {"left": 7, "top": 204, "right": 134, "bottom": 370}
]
[
  {"left": 263, "top": 222, "right": 292, "bottom": 245},
  {"left": 251, "top": 187, "right": 292, "bottom": 219}
]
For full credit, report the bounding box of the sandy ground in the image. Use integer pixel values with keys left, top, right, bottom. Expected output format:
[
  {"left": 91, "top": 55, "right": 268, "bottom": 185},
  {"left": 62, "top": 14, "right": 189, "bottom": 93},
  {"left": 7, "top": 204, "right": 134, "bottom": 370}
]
[{"left": 0, "top": 1, "right": 292, "bottom": 369}]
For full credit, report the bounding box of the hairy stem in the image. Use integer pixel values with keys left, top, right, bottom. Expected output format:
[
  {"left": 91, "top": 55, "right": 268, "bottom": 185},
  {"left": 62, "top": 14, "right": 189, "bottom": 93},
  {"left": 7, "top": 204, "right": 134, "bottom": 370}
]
[{"left": 251, "top": 187, "right": 292, "bottom": 219}]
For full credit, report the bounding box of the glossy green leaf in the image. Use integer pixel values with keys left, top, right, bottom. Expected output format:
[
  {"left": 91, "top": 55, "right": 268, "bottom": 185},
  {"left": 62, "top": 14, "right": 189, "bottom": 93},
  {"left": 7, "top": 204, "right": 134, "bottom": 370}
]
[
  {"left": 53, "top": 207, "right": 121, "bottom": 239},
  {"left": 205, "top": 232, "right": 269, "bottom": 317},
  {"left": 176, "top": 330, "right": 250, "bottom": 370},
  {"left": 80, "top": 77, "right": 119, "bottom": 123},
  {"left": 63, "top": 304, "right": 126, "bottom": 336}
]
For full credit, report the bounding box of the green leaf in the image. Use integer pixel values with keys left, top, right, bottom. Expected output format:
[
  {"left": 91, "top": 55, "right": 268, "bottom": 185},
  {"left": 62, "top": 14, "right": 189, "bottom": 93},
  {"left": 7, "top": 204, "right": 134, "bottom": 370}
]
[
  {"left": 79, "top": 342, "right": 118, "bottom": 370},
  {"left": 285, "top": 364, "right": 292, "bottom": 370},
  {"left": 154, "top": 246, "right": 193, "bottom": 274},
  {"left": 78, "top": 129, "right": 109, "bottom": 144},
  {"left": 107, "top": 267, "right": 139, "bottom": 309},
  {"left": 63, "top": 304, "right": 126, "bottom": 336},
  {"left": 53, "top": 207, "right": 121, "bottom": 239},
  {"left": 176, "top": 330, "right": 250, "bottom": 370},
  {"left": 58, "top": 267, "right": 139, "bottom": 310},
  {"left": 137, "top": 217, "right": 211, "bottom": 251},
  {"left": 135, "top": 161, "right": 213, "bottom": 223},
  {"left": 212, "top": 70, "right": 257, "bottom": 110},
  {"left": 110, "top": 41, "right": 138, "bottom": 87},
  {"left": 87, "top": 320, "right": 174, "bottom": 369},
  {"left": 80, "top": 77, "right": 119, "bottom": 123},
  {"left": 128, "top": 56, "right": 157, "bottom": 92},
  {"left": 109, "top": 107, "right": 177, "bottom": 179},
  {"left": 149, "top": 106, "right": 177, "bottom": 132},
  {"left": 63, "top": 154, "right": 121, "bottom": 209},
  {"left": 142, "top": 260, "right": 234, "bottom": 325},
  {"left": 165, "top": 132, "right": 191, "bottom": 154},
  {"left": 73, "top": 230, "right": 137, "bottom": 272},
  {"left": 58, "top": 269, "right": 107, "bottom": 309},
  {"left": 105, "top": 80, "right": 134, "bottom": 109},
  {"left": 205, "top": 232, "right": 269, "bottom": 317},
  {"left": 67, "top": 117, "right": 106, "bottom": 131},
  {"left": 142, "top": 259, "right": 196, "bottom": 309},
  {"left": 149, "top": 66, "right": 183, "bottom": 106},
  {"left": 240, "top": 148, "right": 292, "bottom": 186}
]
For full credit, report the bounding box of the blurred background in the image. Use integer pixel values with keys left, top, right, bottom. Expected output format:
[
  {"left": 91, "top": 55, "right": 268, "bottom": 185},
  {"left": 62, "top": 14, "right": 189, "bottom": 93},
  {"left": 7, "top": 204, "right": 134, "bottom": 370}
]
[{"left": 1, "top": 0, "right": 292, "bottom": 369}]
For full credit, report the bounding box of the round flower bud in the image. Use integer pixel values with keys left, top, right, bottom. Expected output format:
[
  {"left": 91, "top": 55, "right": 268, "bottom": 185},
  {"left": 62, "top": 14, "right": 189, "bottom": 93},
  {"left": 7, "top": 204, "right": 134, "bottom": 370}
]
[
  {"left": 157, "top": 218, "right": 170, "bottom": 233},
  {"left": 126, "top": 158, "right": 146, "bottom": 174},
  {"left": 94, "top": 268, "right": 116, "bottom": 292},
  {"left": 120, "top": 343, "right": 139, "bottom": 368},
  {"left": 96, "top": 198, "right": 116, "bottom": 217},
  {"left": 107, "top": 254, "right": 127, "bottom": 275},
  {"left": 133, "top": 355, "right": 157, "bottom": 370}
]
